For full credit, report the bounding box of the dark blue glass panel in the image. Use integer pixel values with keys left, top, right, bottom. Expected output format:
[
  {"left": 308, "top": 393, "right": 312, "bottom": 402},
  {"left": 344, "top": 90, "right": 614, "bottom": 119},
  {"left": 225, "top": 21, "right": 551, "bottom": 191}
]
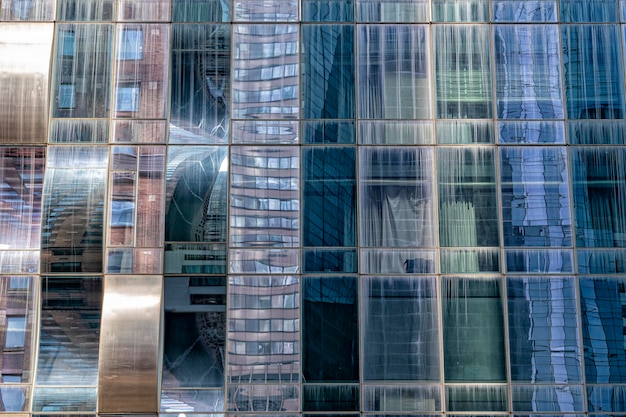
[
  {"left": 303, "top": 121, "right": 355, "bottom": 144},
  {"left": 588, "top": 386, "right": 626, "bottom": 411},
  {"left": 499, "top": 121, "right": 565, "bottom": 144},
  {"left": 512, "top": 385, "right": 584, "bottom": 412},
  {"left": 579, "top": 278, "right": 626, "bottom": 383},
  {"left": 560, "top": 0, "right": 618, "bottom": 21},
  {"left": 505, "top": 249, "right": 574, "bottom": 273},
  {"left": 446, "top": 385, "right": 508, "bottom": 411},
  {"left": 492, "top": 0, "right": 557, "bottom": 21},
  {"left": 562, "top": 25, "right": 625, "bottom": 119},
  {"left": 578, "top": 249, "right": 626, "bottom": 273},
  {"left": 303, "top": 248, "right": 358, "bottom": 273},
  {"left": 507, "top": 276, "right": 582, "bottom": 383},
  {"left": 303, "top": 147, "right": 356, "bottom": 247},
  {"left": 303, "top": 277, "right": 359, "bottom": 382},
  {"left": 303, "top": 0, "right": 354, "bottom": 21},
  {"left": 569, "top": 121, "right": 626, "bottom": 144},
  {"left": 303, "top": 25, "right": 354, "bottom": 119},
  {"left": 173, "top": 0, "right": 230, "bottom": 21},
  {"left": 571, "top": 147, "right": 626, "bottom": 247}
]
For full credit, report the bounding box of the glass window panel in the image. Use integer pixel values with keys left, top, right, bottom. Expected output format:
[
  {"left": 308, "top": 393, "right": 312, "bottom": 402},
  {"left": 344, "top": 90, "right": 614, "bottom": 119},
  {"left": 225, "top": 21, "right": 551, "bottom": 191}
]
[
  {"left": 442, "top": 277, "right": 506, "bottom": 382},
  {"left": 362, "top": 385, "right": 441, "bottom": 411},
  {"left": 360, "top": 249, "right": 435, "bottom": 274},
  {"left": 303, "top": 147, "right": 356, "bottom": 247},
  {"left": 52, "top": 24, "right": 112, "bottom": 117},
  {"left": 160, "top": 389, "right": 225, "bottom": 412},
  {"left": 233, "top": 24, "right": 299, "bottom": 119},
  {"left": 511, "top": 385, "right": 584, "bottom": 412},
  {"left": 579, "top": 277, "right": 626, "bottom": 383},
  {"left": 569, "top": 120, "right": 626, "bottom": 144},
  {"left": 36, "top": 276, "right": 102, "bottom": 385},
  {"left": 166, "top": 146, "right": 227, "bottom": 243},
  {"left": 445, "top": 385, "right": 508, "bottom": 411},
  {"left": 228, "top": 276, "right": 300, "bottom": 383},
  {"left": 0, "top": 148, "right": 45, "bottom": 251},
  {"left": 498, "top": 121, "right": 565, "bottom": 144},
  {"left": 0, "top": 386, "right": 29, "bottom": 411},
  {"left": 500, "top": 147, "right": 572, "bottom": 246},
  {"left": 359, "top": 121, "right": 433, "bottom": 145},
  {"left": 0, "top": 251, "right": 39, "bottom": 274},
  {"left": 587, "top": 385, "right": 626, "bottom": 411},
  {"left": 505, "top": 249, "right": 574, "bottom": 273},
  {"left": 437, "top": 147, "right": 499, "bottom": 247},
  {"left": 227, "top": 384, "right": 299, "bottom": 412},
  {"left": 440, "top": 248, "right": 500, "bottom": 273},
  {"left": 303, "top": 277, "right": 358, "bottom": 382},
  {"left": 303, "top": 384, "right": 359, "bottom": 411},
  {"left": 0, "top": 0, "right": 54, "bottom": 19},
  {"left": 118, "top": 0, "right": 170, "bottom": 21},
  {"left": 173, "top": 0, "right": 230, "bottom": 21},
  {"left": 50, "top": 119, "right": 109, "bottom": 143},
  {"left": 170, "top": 24, "right": 230, "bottom": 144},
  {"left": 109, "top": 172, "right": 136, "bottom": 246},
  {"left": 233, "top": 0, "right": 298, "bottom": 21},
  {"left": 432, "top": 0, "right": 489, "bottom": 21},
  {"left": 303, "top": 248, "right": 358, "bottom": 273},
  {"left": 303, "top": 0, "right": 354, "bottom": 21},
  {"left": 41, "top": 147, "right": 107, "bottom": 273},
  {"left": 233, "top": 120, "right": 299, "bottom": 144},
  {"left": 494, "top": 25, "right": 564, "bottom": 119},
  {"left": 358, "top": 0, "right": 428, "bottom": 21},
  {"left": 32, "top": 386, "right": 96, "bottom": 412},
  {"left": 57, "top": 0, "right": 113, "bottom": 19},
  {"left": 578, "top": 249, "right": 626, "bottom": 273},
  {"left": 113, "top": 120, "right": 166, "bottom": 143},
  {"left": 0, "top": 24, "right": 53, "bottom": 143},
  {"left": 492, "top": 0, "right": 557, "bottom": 21},
  {"left": 162, "top": 277, "right": 226, "bottom": 388},
  {"left": 561, "top": 0, "right": 618, "bottom": 21},
  {"left": 437, "top": 120, "right": 494, "bottom": 144},
  {"left": 434, "top": 25, "right": 492, "bottom": 118},
  {"left": 360, "top": 147, "right": 435, "bottom": 248},
  {"left": 115, "top": 25, "right": 169, "bottom": 119},
  {"left": 362, "top": 276, "right": 440, "bottom": 381},
  {"left": 303, "top": 121, "right": 354, "bottom": 144},
  {"left": 571, "top": 147, "right": 626, "bottom": 247},
  {"left": 136, "top": 146, "right": 166, "bottom": 247},
  {"left": 507, "top": 276, "right": 582, "bottom": 383},
  {"left": 358, "top": 25, "right": 431, "bottom": 119},
  {"left": 562, "top": 25, "right": 625, "bottom": 119},
  {"left": 230, "top": 146, "right": 299, "bottom": 247},
  {"left": 164, "top": 243, "right": 226, "bottom": 274},
  {"left": 303, "top": 25, "right": 355, "bottom": 119}
]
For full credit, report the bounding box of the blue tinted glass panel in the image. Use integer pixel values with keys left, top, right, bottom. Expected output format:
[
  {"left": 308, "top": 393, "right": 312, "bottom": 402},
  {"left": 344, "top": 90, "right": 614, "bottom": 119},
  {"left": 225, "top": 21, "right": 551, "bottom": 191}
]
[
  {"left": 360, "top": 249, "right": 436, "bottom": 274},
  {"left": 561, "top": 0, "right": 618, "bottom": 21},
  {"left": 505, "top": 249, "right": 574, "bottom": 273},
  {"left": 494, "top": 25, "right": 564, "bottom": 119},
  {"left": 500, "top": 147, "right": 572, "bottom": 246},
  {"left": 303, "top": 0, "right": 354, "bottom": 21},
  {"left": 432, "top": 0, "right": 489, "bottom": 21},
  {"left": 578, "top": 249, "right": 626, "bottom": 273},
  {"left": 303, "top": 121, "right": 355, "bottom": 144},
  {"left": 571, "top": 147, "right": 626, "bottom": 247},
  {"left": 562, "top": 25, "right": 625, "bottom": 119},
  {"left": 440, "top": 248, "right": 500, "bottom": 273},
  {"left": 569, "top": 120, "right": 626, "bottom": 144},
  {"left": 303, "top": 25, "right": 354, "bottom": 119},
  {"left": 303, "top": 248, "right": 358, "bottom": 273},
  {"left": 587, "top": 385, "right": 626, "bottom": 411},
  {"left": 498, "top": 121, "right": 565, "bottom": 144},
  {"left": 507, "top": 276, "right": 582, "bottom": 383},
  {"left": 512, "top": 385, "right": 584, "bottom": 411},
  {"left": 303, "top": 147, "right": 356, "bottom": 247},
  {"left": 437, "top": 120, "right": 494, "bottom": 144},
  {"left": 579, "top": 277, "right": 626, "bottom": 383},
  {"left": 173, "top": 0, "right": 230, "bottom": 21},
  {"left": 492, "top": 0, "right": 557, "bottom": 21}
]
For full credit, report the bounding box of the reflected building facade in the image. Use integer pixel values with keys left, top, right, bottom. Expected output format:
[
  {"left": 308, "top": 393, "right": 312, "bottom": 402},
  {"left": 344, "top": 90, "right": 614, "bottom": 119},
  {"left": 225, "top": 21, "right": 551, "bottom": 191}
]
[{"left": 2, "top": 0, "right": 626, "bottom": 415}]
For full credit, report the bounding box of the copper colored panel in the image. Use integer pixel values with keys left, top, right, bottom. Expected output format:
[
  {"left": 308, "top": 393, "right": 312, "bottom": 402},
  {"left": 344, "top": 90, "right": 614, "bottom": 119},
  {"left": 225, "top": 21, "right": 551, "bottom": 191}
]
[{"left": 98, "top": 275, "right": 162, "bottom": 413}]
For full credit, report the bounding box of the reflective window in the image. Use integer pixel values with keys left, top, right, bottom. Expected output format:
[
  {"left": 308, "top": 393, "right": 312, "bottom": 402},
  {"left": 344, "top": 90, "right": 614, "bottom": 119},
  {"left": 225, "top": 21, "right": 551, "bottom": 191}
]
[
  {"left": 118, "top": 0, "right": 170, "bottom": 21},
  {"left": 560, "top": 0, "right": 618, "bottom": 21},
  {"left": 360, "top": 147, "right": 435, "bottom": 248},
  {"left": 358, "top": 25, "right": 431, "bottom": 119},
  {"left": 0, "top": 0, "right": 55, "bottom": 19},
  {"left": 362, "top": 276, "right": 440, "bottom": 381},
  {"left": 507, "top": 276, "right": 582, "bottom": 383},
  {"left": 173, "top": 0, "right": 230, "bottom": 21},
  {"left": 500, "top": 147, "right": 572, "bottom": 247},
  {"left": 432, "top": 0, "right": 489, "bottom": 21},
  {"left": 358, "top": 0, "right": 429, "bottom": 21},
  {"left": 303, "top": 0, "right": 354, "bottom": 21},
  {"left": 494, "top": 25, "right": 564, "bottom": 119},
  {"left": 57, "top": 0, "right": 113, "bottom": 19}
]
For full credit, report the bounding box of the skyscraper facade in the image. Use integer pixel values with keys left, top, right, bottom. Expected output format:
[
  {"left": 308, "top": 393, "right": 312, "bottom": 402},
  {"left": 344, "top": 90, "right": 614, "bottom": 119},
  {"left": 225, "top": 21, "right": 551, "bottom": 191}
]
[{"left": 1, "top": 0, "right": 626, "bottom": 415}]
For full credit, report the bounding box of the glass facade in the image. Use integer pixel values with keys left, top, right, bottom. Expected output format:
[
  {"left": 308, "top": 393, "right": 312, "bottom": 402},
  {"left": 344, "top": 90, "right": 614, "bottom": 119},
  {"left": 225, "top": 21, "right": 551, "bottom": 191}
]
[{"left": 1, "top": 0, "right": 626, "bottom": 415}]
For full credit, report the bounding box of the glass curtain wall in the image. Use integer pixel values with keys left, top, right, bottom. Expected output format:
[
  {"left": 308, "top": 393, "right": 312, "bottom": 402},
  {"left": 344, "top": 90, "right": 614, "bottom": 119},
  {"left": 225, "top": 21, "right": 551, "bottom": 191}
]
[{"left": 2, "top": 0, "right": 626, "bottom": 415}]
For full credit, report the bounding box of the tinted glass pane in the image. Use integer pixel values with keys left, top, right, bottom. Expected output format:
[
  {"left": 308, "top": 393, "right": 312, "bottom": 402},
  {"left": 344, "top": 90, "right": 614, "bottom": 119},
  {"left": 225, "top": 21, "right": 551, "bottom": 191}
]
[
  {"left": 173, "top": 0, "right": 230, "bottom": 21},
  {"left": 302, "top": 0, "right": 354, "bottom": 21}
]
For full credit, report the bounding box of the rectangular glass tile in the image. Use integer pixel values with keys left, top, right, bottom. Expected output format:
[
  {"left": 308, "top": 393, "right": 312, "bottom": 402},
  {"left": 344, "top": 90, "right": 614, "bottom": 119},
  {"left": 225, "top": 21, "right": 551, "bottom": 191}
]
[
  {"left": 50, "top": 119, "right": 109, "bottom": 143},
  {"left": 360, "top": 249, "right": 436, "bottom": 274},
  {"left": 362, "top": 385, "right": 441, "bottom": 411},
  {"left": 160, "top": 389, "right": 225, "bottom": 412},
  {"left": 578, "top": 249, "right": 626, "bottom": 273},
  {"left": 303, "top": 121, "right": 355, "bottom": 144},
  {"left": 511, "top": 385, "right": 584, "bottom": 412},
  {"left": 0, "top": 0, "right": 55, "bottom": 19},
  {"left": 436, "top": 120, "right": 494, "bottom": 144},
  {"left": 229, "top": 249, "right": 299, "bottom": 274},
  {"left": 445, "top": 385, "right": 508, "bottom": 411},
  {"left": 117, "top": 0, "right": 170, "bottom": 21},
  {"left": 440, "top": 248, "right": 500, "bottom": 273},
  {"left": 358, "top": 25, "right": 431, "bottom": 119},
  {"left": 303, "top": 385, "right": 359, "bottom": 411},
  {"left": 362, "top": 276, "right": 440, "bottom": 381},
  {"left": 359, "top": 121, "right": 433, "bottom": 145},
  {"left": 303, "top": 277, "right": 358, "bottom": 382},
  {"left": 113, "top": 120, "right": 166, "bottom": 143},
  {"left": 227, "top": 384, "right": 299, "bottom": 411},
  {"left": 32, "top": 387, "right": 95, "bottom": 412},
  {"left": 505, "top": 249, "right": 574, "bottom": 273},
  {"left": 358, "top": 0, "right": 428, "bottom": 22},
  {"left": 173, "top": 0, "right": 230, "bottom": 21},
  {"left": 492, "top": 0, "right": 557, "bottom": 21},
  {"left": 233, "top": 0, "right": 298, "bottom": 21},
  {"left": 507, "top": 276, "right": 582, "bottom": 383},
  {"left": 302, "top": 0, "right": 354, "bottom": 21},
  {"left": 498, "top": 121, "right": 565, "bottom": 144},
  {"left": 561, "top": 0, "right": 618, "bottom": 21},
  {"left": 303, "top": 248, "right": 357, "bottom": 273},
  {"left": 432, "top": 0, "right": 489, "bottom": 21},
  {"left": 587, "top": 385, "right": 626, "bottom": 411},
  {"left": 0, "top": 385, "right": 28, "bottom": 411},
  {"left": 569, "top": 120, "right": 626, "bottom": 144},
  {"left": 233, "top": 121, "right": 299, "bottom": 144},
  {"left": 0, "top": 251, "right": 40, "bottom": 274},
  {"left": 57, "top": 0, "right": 113, "bottom": 19},
  {"left": 303, "top": 25, "right": 354, "bottom": 119},
  {"left": 0, "top": 24, "right": 53, "bottom": 143},
  {"left": 164, "top": 244, "right": 226, "bottom": 274}
]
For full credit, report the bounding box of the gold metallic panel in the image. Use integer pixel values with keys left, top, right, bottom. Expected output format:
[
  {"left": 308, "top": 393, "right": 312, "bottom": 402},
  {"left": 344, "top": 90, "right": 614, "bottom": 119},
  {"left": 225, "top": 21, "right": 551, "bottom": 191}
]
[
  {"left": 98, "top": 275, "right": 162, "bottom": 413},
  {"left": 0, "top": 24, "right": 53, "bottom": 143}
]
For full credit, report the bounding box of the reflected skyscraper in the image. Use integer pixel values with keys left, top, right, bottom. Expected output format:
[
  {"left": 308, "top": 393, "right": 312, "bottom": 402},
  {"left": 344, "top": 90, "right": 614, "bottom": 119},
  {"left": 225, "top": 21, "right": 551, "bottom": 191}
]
[{"left": 2, "top": 0, "right": 626, "bottom": 415}]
